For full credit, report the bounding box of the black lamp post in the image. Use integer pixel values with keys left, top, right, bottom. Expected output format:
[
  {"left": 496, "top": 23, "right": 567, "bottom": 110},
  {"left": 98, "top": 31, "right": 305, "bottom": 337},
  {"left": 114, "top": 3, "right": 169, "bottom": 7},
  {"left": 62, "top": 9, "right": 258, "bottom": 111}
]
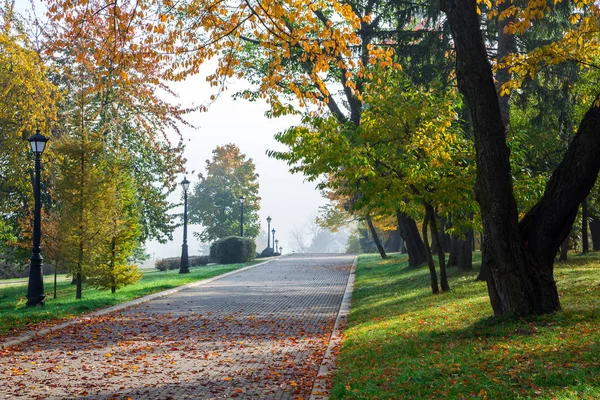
[
  {"left": 26, "top": 130, "right": 49, "bottom": 307},
  {"left": 266, "top": 216, "right": 272, "bottom": 248},
  {"left": 239, "top": 196, "right": 245, "bottom": 237},
  {"left": 274, "top": 239, "right": 279, "bottom": 253},
  {"left": 179, "top": 177, "right": 190, "bottom": 274},
  {"left": 272, "top": 228, "right": 276, "bottom": 249}
]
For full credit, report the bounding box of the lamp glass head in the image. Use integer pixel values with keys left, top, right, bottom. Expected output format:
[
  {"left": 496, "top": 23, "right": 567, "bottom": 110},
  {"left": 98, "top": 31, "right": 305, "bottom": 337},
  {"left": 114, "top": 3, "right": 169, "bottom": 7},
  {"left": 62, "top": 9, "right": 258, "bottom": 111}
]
[
  {"left": 181, "top": 177, "right": 190, "bottom": 191},
  {"left": 28, "top": 130, "right": 49, "bottom": 155}
]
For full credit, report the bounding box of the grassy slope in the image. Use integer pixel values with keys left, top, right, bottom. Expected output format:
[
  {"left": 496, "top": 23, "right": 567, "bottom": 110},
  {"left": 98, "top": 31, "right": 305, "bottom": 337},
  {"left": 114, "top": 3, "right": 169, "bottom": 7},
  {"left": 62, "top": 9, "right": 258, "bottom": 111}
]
[
  {"left": 331, "top": 253, "right": 600, "bottom": 399},
  {"left": 0, "top": 261, "right": 261, "bottom": 336}
]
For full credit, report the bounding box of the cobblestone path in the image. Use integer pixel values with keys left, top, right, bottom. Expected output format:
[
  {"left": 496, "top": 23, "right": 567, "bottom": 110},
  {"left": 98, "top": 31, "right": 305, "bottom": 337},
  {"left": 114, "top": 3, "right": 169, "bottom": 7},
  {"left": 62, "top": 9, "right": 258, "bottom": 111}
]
[{"left": 0, "top": 254, "right": 354, "bottom": 400}]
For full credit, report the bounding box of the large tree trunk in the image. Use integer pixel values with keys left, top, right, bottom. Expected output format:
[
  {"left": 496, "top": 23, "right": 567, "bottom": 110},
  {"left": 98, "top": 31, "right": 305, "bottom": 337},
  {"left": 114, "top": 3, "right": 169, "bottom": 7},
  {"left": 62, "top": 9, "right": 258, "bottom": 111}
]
[
  {"left": 365, "top": 214, "right": 387, "bottom": 259},
  {"left": 582, "top": 198, "right": 589, "bottom": 253},
  {"left": 426, "top": 205, "right": 450, "bottom": 292},
  {"left": 422, "top": 211, "right": 439, "bottom": 294},
  {"left": 590, "top": 216, "right": 600, "bottom": 251},
  {"left": 396, "top": 210, "right": 427, "bottom": 267},
  {"left": 441, "top": 0, "right": 600, "bottom": 316}
]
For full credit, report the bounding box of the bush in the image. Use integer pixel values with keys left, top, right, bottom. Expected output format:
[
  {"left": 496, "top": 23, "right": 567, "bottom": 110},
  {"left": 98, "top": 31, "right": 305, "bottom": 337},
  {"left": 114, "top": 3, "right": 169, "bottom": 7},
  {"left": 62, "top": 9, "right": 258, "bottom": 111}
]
[
  {"left": 210, "top": 236, "right": 256, "bottom": 264},
  {"left": 155, "top": 255, "right": 210, "bottom": 271},
  {"left": 87, "top": 264, "right": 142, "bottom": 293}
]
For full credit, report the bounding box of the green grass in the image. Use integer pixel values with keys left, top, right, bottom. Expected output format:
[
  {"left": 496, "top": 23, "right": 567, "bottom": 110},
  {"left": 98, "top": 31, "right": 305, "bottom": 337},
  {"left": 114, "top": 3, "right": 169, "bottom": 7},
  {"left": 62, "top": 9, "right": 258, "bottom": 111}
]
[
  {"left": 0, "top": 261, "right": 263, "bottom": 336},
  {"left": 331, "top": 252, "right": 600, "bottom": 399}
]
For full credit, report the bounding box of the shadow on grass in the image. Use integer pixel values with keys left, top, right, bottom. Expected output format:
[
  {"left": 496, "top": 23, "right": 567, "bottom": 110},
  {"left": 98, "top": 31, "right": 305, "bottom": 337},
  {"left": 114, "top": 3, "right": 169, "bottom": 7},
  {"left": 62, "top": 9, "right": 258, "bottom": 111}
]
[{"left": 331, "top": 252, "right": 600, "bottom": 399}]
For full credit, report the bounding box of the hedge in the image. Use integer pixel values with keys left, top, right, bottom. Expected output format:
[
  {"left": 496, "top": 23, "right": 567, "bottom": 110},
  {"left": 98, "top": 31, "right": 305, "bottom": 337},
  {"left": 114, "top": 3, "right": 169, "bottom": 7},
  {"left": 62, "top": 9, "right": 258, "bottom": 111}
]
[
  {"left": 209, "top": 236, "right": 256, "bottom": 264},
  {"left": 155, "top": 255, "right": 210, "bottom": 271}
]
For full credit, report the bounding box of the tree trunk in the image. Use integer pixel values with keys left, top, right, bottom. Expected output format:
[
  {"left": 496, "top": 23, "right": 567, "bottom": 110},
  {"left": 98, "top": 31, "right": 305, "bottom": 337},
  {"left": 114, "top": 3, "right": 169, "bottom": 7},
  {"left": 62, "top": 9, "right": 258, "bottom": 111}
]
[
  {"left": 448, "top": 234, "right": 459, "bottom": 267},
  {"left": 54, "top": 263, "right": 58, "bottom": 299},
  {"left": 590, "top": 216, "right": 600, "bottom": 251},
  {"left": 439, "top": 215, "right": 452, "bottom": 253},
  {"left": 384, "top": 228, "right": 402, "bottom": 252},
  {"left": 477, "top": 234, "right": 491, "bottom": 281},
  {"left": 441, "top": 0, "right": 600, "bottom": 316},
  {"left": 582, "top": 198, "right": 589, "bottom": 253},
  {"left": 396, "top": 210, "right": 427, "bottom": 267},
  {"left": 366, "top": 214, "right": 387, "bottom": 259},
  {"left": 458, "top": 229, "right": 473, "bottom": 270},
  {"left": 422, "top": 211, "right": 439, "bottom": 294},
  {"left": 426, "top": 204, "right": 450, "bottom": 292},
  {"left": 559, "top": 238, "right": 569, "bottom": 261}
]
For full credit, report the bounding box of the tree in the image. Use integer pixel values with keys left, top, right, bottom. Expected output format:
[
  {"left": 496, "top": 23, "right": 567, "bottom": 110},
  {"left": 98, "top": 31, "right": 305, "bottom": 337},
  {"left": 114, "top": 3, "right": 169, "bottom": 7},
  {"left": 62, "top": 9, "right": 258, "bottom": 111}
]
[
  {"left": 440, "top": 0, "right": 600, "bottom": 316},
  {"left": 188, "top": 144, "right": 261, "bottom": 242},
  {"left": 45, "top": 0, "right": 189, "bottom": 245},
  {"left": 0, "top": 5, "right": 57, "bottom": 258}
]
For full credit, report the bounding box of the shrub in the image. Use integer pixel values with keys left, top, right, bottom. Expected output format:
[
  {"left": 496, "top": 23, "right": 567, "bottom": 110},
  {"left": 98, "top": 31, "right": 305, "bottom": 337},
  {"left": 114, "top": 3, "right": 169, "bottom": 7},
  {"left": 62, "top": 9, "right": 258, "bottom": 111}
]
[
  {"left": 190, "top": 255, "right": 210, "bottom": 266},
  {"left": 87, "top": 264, "right": 142, "bottom": 293},
  {"left": 210, "top": 236, "right": 256, "bottom": 264},
  {"left": 155, "top": 255, "right": 210, "bottom": 271}
]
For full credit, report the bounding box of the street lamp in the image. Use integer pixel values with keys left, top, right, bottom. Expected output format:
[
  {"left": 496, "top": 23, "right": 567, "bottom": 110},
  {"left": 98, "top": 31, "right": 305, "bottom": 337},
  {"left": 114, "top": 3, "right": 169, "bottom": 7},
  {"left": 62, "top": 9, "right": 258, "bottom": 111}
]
[
  {"left": 180, "top": 177, "right": 190, "bottom": 274},
  {"left": 239, "top": 196, "right": 245, "bottom": 237},
  {"left": 266, "top": 216, "right": 272, "bottom": 248},
  {"left": 26, "top": 130, "right": 49, "bottom": 307},
  {"left": 275, "top": 239, "right": 279, "bottom": 253},
  {"left": 272, "top": 228, "right": 276, "bottom": 249},
  {"left": 279, "top": 246, "right": 283, "bottom": 254}
]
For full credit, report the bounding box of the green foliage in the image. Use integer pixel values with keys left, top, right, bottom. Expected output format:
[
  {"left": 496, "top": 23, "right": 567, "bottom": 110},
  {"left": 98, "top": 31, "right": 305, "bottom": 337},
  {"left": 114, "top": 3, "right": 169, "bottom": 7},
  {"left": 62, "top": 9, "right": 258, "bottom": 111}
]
[
  {"left": 331, "top": 253, "right": 600, "bottom": 399},
  {"left": 271, "top": 69, "right": 476, "bottom": 226},
  {"left": 86, "top": 264, "right": 142, "bottom": 292},
  {"left": 155, "top": 256, "right": 210, "bottom": 271},
  {"left": 0, "top": 8, "right": 57, "bottom": 255},
  {"left": 188, "top": 144, "right": 261, "bottom": 242},
  {"left": 210, "top": 236, "right": 256, "bottom": 264}
]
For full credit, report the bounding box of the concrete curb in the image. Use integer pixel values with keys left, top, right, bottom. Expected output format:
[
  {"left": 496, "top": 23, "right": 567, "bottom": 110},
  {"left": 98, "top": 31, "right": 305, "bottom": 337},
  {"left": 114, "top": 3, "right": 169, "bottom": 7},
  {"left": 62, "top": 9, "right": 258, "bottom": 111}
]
[
  {"left": 309, "top": 256, "right": 357, "bottom": 400},
  {"left": 0, "top": 258, "right": 276, "bottom": 350}
]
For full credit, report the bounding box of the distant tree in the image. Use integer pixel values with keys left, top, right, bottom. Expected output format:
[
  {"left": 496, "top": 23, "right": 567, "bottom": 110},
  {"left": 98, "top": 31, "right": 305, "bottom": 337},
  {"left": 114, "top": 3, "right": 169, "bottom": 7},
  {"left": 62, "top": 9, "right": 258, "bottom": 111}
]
[{"left": 188, "top": 144, "right": 261, "bottom": 242}]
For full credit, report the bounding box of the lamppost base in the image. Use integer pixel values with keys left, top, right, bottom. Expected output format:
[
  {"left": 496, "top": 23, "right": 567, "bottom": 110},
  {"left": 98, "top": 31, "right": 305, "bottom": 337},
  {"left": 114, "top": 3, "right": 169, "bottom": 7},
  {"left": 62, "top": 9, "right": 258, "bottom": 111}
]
[
  {"left": 25, "top": 296, "right": 45, "bottom": 307},
  {"left": 179, "top": 267, "right": 190, "bottom": 274}
]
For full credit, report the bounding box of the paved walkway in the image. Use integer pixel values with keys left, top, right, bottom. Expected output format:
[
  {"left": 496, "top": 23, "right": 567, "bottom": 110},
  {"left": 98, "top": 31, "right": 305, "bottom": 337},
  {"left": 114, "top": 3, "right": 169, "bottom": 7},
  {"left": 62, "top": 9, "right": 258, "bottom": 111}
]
[{"left": 0, "top": 254, "right": 354, "bottom": 400}]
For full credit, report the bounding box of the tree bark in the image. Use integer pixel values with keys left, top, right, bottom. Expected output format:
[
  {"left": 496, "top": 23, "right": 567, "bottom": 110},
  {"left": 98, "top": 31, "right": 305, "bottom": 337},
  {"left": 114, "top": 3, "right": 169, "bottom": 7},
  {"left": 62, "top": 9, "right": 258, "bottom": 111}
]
[
  {"left": 396, "top": 210, "right": 427, "bottom": 267},
  {"left": 422, "top": 211, "right": 439, "bottom": 294},
  {"left": 559, "top": 238, "right": 569, "bottom": 261},
  {"left": 366, "top": 214, "right": 387, "bottom": 259},
  {"left": 448, "top": 234, "right": 459, "bottom": 267},
  {"left": 439, "top": 215, "right": 452, "bottom": 253},
  {"left": 384, "top": 228, "right": 402, "bottom": 252},
  {"left": 440, "top": 0, "right": 600, "bottom": 316},
  {"left": 582, "top": 198, "right": 589, "bottom": 253},
  {"left": 458, "top": 229, "right": 473, "bottom": 270},
  {"left": 590, "top": 216, "right": 600, "bottom": 251},
  {"left": 426, "top": 204, "right": 450, "bottom": 292}
]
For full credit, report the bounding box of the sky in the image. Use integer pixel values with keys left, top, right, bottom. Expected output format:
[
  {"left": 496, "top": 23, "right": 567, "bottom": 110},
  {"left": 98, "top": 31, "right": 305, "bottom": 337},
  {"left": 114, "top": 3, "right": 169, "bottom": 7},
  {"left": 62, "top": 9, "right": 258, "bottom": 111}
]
[{"left": 145, "top": 74, "right": 328, "bottom": 261}]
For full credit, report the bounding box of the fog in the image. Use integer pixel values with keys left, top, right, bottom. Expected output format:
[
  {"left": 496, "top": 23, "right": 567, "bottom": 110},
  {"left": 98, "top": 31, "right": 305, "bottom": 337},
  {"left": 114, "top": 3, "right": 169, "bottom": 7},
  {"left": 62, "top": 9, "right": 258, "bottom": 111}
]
[{"left": 145, "top": 74, "right": 330, "bottom": 261}]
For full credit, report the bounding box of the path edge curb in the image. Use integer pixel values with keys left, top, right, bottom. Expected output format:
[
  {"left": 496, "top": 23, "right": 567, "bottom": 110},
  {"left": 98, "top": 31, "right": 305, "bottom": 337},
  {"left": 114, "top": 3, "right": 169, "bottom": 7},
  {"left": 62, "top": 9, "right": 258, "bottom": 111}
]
[
  {"left": 0, "top": 258, "right": 277, "bottom": 350},
  {"left": 309, "top": 255, "right": 357, "bottom": 400}
]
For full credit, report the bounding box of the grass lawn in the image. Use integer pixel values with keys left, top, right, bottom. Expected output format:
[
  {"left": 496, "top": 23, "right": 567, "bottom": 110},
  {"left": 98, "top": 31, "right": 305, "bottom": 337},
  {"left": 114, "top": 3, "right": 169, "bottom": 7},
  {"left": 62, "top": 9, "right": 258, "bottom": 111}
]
[
  {"left": 331, "top": 252, "right": 600, "bottom": 399},
  {"left": 0, "top": 260, "right": 264, "bottom": 337}
]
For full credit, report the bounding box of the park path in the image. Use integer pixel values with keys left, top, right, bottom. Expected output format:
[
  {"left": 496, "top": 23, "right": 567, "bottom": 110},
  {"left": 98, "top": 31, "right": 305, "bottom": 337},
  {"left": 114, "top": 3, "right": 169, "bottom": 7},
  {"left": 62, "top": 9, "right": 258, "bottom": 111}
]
[{"left": 0, "top": 254, "right": 354, "bottom": 400}]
